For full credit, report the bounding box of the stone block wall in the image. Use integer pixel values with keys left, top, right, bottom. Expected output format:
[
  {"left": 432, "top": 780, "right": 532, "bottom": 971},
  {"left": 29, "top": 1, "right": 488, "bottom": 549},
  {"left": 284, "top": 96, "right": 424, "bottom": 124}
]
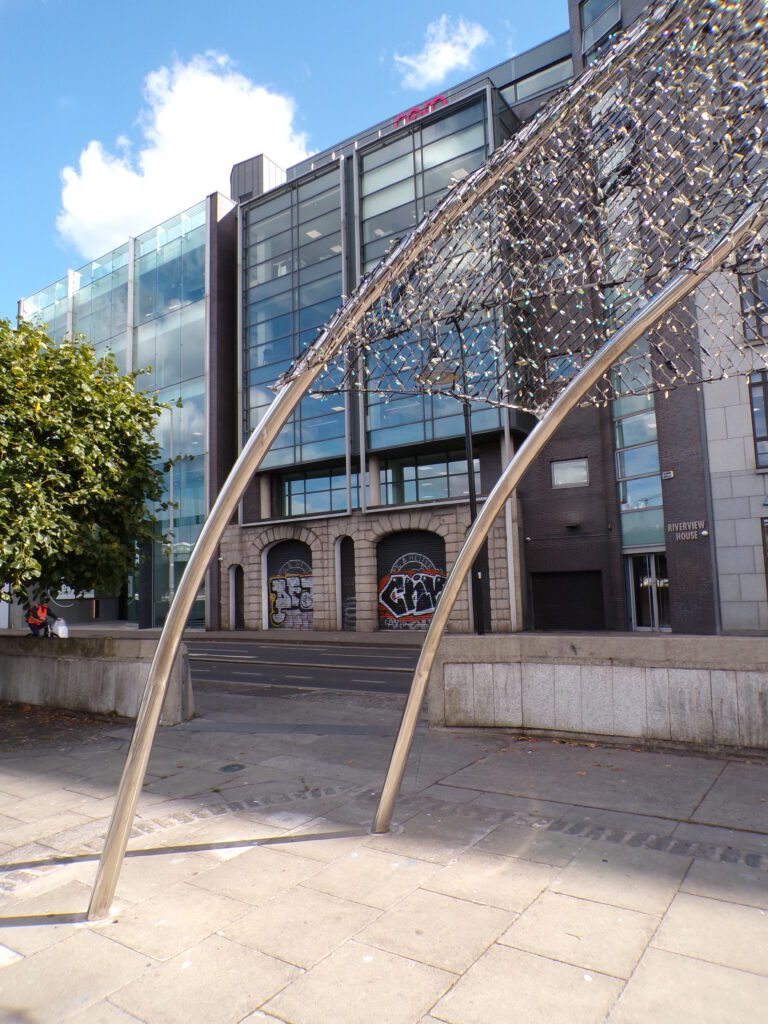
[
  {"left": 218, "top": 500, "right": 519, "bottom": 634},
  {"left": 430, "top": 633, "right": 768, "bottom": 751},
  {"left": 697, "top": 271, "right": 768, "bottom": 632},
  {"left": 0, "top": 637, "right": 193, "bottom": 725}
]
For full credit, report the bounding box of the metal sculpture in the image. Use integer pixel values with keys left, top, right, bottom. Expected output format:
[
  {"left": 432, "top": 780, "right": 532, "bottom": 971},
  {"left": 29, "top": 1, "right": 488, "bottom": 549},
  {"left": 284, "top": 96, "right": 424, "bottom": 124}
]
[{"left": 88, "top": 0, "right": 767, "bottom": 918}]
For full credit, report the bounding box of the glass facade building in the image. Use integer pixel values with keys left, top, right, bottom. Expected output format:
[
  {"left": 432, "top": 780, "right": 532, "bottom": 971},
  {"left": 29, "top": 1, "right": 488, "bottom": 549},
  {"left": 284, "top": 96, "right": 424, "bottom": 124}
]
[
  {"left": 244, "top": 167, "right": 344, "bottom": 467},
  {"left": 238, "top": 84, "right": 528, "bottom": 526},
  {"left": 20, "top": 195, "right": 237, "bottom": 628}
]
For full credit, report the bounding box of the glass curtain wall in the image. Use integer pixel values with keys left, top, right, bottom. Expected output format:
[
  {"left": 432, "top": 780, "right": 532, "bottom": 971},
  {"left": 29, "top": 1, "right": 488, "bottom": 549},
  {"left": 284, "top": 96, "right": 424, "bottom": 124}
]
[
  {"left": 22, "top": 278, "right": 69, "bottom": 343},
  {"left": 132, "top": 202, "right": 208, "bottom": 626},
  {"left": 360, "top": 98, "right": 501, "bottom": 451},
  {"left": 71, "top": 245, "right": 130, "bottom": 372},
  {"left": 243, "top": 167, "right": 344, "bottom": 470},
  {"left": 590, "top": 77, "right": 664, "bottom": 551}
]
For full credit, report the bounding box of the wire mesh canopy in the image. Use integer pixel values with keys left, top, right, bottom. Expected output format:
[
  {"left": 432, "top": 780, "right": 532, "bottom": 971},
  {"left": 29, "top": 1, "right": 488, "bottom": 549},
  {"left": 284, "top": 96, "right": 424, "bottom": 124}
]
[
  {"left": 85, "top": 0, "right": 768, "bottom": 921},
  {"left": 281, "top": 0, "right": 768, "bottom": 419}
]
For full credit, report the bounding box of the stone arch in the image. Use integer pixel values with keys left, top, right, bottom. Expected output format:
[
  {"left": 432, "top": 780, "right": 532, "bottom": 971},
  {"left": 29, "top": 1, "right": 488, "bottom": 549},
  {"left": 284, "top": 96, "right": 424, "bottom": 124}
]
[
  {"left": 370, "top": 509, "right": 451, "bottom": 545},
  {"left": 263, "top": 538, "right": 314, "bottom": 630},
  {"left": 375, "top": 529, "right": 447, "bottom": 632}
]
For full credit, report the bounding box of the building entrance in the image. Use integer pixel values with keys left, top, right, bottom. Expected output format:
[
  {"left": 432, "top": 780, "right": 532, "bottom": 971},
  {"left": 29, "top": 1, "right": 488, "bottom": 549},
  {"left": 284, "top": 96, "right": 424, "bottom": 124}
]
[{"left": 627, "top": 553, "right": 670, "bottom": 631}]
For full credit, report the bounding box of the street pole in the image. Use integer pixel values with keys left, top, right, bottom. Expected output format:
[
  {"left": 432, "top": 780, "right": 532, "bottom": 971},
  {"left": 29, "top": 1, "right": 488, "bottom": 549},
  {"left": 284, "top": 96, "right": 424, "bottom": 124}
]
[
  {"left": 456, "top": 320, "right": 485, "bottom": 635},
  {"left": 462, "top": 397, "right": 485, "bottom": 635}
]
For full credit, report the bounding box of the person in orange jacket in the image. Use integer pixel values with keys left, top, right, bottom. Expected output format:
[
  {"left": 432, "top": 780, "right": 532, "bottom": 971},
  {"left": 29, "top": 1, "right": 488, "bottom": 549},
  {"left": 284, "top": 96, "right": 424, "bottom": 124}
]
[{"left": 26, "top": 602, "right": 52, "bottom": 637}]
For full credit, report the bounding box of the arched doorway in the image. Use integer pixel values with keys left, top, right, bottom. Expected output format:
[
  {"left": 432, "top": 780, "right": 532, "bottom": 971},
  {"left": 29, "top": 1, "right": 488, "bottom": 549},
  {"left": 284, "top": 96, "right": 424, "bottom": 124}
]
[
  {"left": 376, "top": 530, "right": 446, "bottom": 631},
  {"left": 266, "top": 540, "right": 313, "bottom": 630},
  {"left": 229, "top": 565, "right": 245, "bottom": 630}
]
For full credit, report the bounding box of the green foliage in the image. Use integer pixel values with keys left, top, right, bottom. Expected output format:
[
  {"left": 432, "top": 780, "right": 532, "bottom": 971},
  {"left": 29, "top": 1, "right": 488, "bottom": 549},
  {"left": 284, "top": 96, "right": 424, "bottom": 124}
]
[{"left": 0, "top": 319, "right": 166, "bottom": 605}]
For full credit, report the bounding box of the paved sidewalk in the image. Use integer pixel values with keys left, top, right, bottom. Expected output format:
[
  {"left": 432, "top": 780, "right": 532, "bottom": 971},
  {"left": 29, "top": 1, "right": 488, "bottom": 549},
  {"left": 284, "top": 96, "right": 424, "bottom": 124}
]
[{"left": 1, "top": 686, "right": 767, "bottom": 1024}]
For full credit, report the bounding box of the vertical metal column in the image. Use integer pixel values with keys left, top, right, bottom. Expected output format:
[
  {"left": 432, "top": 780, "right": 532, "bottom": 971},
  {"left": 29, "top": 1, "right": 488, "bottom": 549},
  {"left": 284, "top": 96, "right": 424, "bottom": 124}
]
[
  {"left": 371, "top": 205, "right": 763, "bottom": 834},
  {"left": 86, "top": 361, "right": 345, "bottom": 921}
]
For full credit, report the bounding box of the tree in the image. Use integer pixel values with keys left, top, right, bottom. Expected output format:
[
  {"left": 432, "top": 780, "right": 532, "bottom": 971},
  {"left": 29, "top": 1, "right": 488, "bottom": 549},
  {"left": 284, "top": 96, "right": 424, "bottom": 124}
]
[{"left": 0, "top": 319, "right": 167, "bottom": 606}]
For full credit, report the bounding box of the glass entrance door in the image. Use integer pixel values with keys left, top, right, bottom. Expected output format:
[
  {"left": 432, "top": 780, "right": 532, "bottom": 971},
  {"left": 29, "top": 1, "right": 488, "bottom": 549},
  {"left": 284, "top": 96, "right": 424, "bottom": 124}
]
[{"left": 627, "top": 553, "right": 670, "bottom": 631}]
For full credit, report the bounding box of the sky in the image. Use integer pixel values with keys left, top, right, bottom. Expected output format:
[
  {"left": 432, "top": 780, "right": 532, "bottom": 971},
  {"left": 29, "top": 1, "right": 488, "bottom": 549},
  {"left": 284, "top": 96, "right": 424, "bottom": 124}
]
[{"left": 0, "top": 0, "right": 570, "bottom": 320}]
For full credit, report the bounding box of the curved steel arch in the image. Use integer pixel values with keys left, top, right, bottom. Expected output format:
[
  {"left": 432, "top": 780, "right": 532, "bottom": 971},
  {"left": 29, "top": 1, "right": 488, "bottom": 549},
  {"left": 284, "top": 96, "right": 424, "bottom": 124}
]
[
  {"left": 87, "top": 0, "right": 766, "bottom": 918},
  {"left": 372, "top": 203, "right": 765, "bottom": 832}
]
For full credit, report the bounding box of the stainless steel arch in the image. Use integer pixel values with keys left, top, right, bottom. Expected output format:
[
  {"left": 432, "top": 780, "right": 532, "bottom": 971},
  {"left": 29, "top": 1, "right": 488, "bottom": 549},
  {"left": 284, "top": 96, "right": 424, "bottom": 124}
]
[
  {"left": 372, "top": 203, "right": 766, "bottom": 833},
  {"left": 86, "top": 0, "right": 765, "bottom": 918}
]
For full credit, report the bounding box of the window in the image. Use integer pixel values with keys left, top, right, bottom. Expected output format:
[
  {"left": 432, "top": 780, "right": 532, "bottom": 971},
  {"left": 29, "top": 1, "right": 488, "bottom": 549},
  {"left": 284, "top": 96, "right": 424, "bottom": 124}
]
[
  {"left": 740, "top": 270, "right": 768, "bottom": 345},
  {"left": 551, "top": 458, "right": 589, "bottom": 488},
  {"left": 582, "top": 0, "right": 621, "bottom": 57},
  {"left": 279, "top": 467, "right": 358, "bottom": 517},
  {"left": 612, "top": 363, "right": 664, "bottom": 546},
  {"left": 242, "top": 167, "right": 344, "bottom": 463},
  {"left": 502, "top": 59, "right": 574, "bottom": 104},
  {"left": 379, "top": 451, "right": 480, "bottom": 506},
  {"left": 582, "top": 0, "right": 618, "bottom": 28},
  {"left": 750, "top": 371, "right": 768, "bottom": 468}
]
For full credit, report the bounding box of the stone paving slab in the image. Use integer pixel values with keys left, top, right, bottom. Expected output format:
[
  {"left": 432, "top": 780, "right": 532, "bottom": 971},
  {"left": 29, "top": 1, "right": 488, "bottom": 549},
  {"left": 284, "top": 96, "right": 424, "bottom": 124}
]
[
  {"left": 1, "top": 686, "right": 767, "bottom": 1023},
  {"left": 263, "top": 940, "right": 455, "bottom": 1024},
  {"left": 607, "top": 947, "right": 768, "bottom": 1023},
  {"left": 442, "top": 744, "right": 725, "bottom": 819},
  {"left": 499, "top": 890, "right": 659, "bottom": 979},
  {"left": 433, "top": 943, "right": 623, "bottom": 1024},
  {"left": 110, "top": 934, "right": 300, "bottom": 1024}
]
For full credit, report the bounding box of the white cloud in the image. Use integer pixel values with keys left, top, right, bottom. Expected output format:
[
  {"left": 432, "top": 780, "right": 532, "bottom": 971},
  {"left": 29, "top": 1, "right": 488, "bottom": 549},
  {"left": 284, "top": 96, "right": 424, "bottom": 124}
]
[
  {"left": 394, "top": 15, "right": 489, "bottom": 91},
  {"left": 57, "top": 52, "right": 308, "bottom": 259}
]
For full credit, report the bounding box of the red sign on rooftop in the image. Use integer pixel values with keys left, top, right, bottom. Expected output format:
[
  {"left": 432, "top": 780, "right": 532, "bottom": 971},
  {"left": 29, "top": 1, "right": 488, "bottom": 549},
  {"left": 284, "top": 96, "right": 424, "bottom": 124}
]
[{"left": 393, "top": 94, "right": 448, "bottom": 129}]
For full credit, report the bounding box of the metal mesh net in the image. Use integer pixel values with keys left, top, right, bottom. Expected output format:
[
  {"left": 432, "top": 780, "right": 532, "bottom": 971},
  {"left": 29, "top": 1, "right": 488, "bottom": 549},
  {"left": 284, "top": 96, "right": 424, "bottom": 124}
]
[{"left": 284, "top": 0, "right": 768, "bottom": 419}]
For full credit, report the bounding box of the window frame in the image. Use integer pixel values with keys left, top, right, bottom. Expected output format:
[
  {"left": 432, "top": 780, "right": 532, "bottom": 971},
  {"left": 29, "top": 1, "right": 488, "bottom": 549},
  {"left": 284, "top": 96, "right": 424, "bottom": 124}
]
[
  {"left": 551, "top": 457, "right": 590, "bottom": 489},
  {"left": 749, "top": 371, "right": 768, "bottom": 469}
]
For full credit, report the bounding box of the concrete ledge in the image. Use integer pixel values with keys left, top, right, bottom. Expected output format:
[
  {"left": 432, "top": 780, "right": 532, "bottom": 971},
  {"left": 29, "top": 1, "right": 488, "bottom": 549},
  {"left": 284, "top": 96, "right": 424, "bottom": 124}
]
[
  {"left": 429, "top": 633, "right": 768, "bottom": 751},
  {"left": 0, "top": 637, "right": 194, "bottom": 725}
]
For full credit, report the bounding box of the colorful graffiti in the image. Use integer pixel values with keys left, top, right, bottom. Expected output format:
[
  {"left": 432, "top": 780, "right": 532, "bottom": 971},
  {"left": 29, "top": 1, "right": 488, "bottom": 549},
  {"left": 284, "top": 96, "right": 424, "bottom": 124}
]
[
  {"left": 269, "top": 558, "right": 313, "bottom": 629},
  {"left": 378, "top": 552, "right": 446, "bottom": 630}
]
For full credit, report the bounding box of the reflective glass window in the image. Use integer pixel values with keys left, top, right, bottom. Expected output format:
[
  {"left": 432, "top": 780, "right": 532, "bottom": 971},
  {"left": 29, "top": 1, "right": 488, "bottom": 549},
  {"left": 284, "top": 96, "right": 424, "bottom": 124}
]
[
  {"left": 421, "top": 122, "right": 485, "bottom": 171},
  {"left": 552, "top": 458, "right": 589, "bottom": 487},
  {"left": 514, "top": 58, "right": 574, "bottom": 101},
  {"left": 297, "top": 232, "right": 342, "bottom": 266},
  {"left": 157, "top": 239, "right": 182, "bottom": 314},
  {"left": 180, "top": 302, "right": 206, "bottom": 382},
  {"left": 616, "top": 443, "right": 659, "bottom": 479},
  {"left": 362, "top": 179, "right": 416, "bottom": 221},
  {"left": 614, "top": 410, "right": 657, "bottom": 447},
  {"left": 619, "top": 475, "right": 662, "bottom": 511},
  {"left": 582, "top": 0, "right": 618, "bottom": 28},
  {"left": 620, "top": 507, "right": 665, "bottom": 547},
  {"left": 420, "top": 102, "right": 483, "bottom": 146},
  {"left": 422, "top": 148, "right": 485, "bottom": 194},
  {"left": 242, "top": 166, "right": 342, "bottom": 461},
  {"left": 750, "top": 371, "right": 768, "bottom": 468},
  {"left": 362, "top": 201, "right": 418, "bottom": 245},
  {"left": 361, "top": 133, "right": 414, "bottom": 173},
  {"left": 248, "top": 207, "right": 291, "bottom": 244},
  {"left": 741, "top": 271, "right": 768, "bottom": 344},
  {"left": 361, "top": 152, "right": 415, "bottom": 197}
]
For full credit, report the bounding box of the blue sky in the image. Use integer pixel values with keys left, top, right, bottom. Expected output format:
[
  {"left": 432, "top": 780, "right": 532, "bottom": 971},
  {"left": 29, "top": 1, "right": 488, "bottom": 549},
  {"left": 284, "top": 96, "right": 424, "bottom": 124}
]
[{"left": 0, "top": 0, "right": 569, "bottom": 320}]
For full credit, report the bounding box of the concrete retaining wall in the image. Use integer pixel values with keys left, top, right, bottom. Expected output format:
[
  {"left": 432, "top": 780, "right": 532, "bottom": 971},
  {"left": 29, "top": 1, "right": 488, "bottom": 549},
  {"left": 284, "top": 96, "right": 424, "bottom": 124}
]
[
  {"left": 429, "top": 634, "right": 768, "bottom": 751},
  {"left": 0, "top": 637, "right": 194, "bottom": 725}
]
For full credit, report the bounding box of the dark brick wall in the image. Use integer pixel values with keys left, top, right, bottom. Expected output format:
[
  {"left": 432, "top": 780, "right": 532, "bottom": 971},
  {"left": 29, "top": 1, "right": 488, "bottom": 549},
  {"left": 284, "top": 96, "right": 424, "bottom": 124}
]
[
  {"left": 517, "top": 403, "right": 627, "bottom": 630},
  {"left": 655, "top": 383, "right": 719, "bottom": 635}
]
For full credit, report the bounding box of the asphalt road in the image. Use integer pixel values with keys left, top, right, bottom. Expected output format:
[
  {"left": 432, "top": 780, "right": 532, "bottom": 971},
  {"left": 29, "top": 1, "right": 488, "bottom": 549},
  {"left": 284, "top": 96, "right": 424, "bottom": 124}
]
[{"left": 186, "top": 638, "right": 421, "bottom": 695}]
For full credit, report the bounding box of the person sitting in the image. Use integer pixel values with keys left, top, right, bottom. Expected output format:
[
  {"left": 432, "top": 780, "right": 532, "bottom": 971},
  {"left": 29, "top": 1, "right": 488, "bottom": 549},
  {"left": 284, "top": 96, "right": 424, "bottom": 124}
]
[{"left": 26, "top": 602, "right": 51, "bottom": 637}]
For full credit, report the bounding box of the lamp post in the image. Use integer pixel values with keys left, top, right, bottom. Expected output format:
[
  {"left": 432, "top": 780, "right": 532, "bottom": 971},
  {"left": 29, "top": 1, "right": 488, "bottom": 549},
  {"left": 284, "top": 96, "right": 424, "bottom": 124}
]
[{"left": 417, "top": 318, "right": 486, "bottom": 635}]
